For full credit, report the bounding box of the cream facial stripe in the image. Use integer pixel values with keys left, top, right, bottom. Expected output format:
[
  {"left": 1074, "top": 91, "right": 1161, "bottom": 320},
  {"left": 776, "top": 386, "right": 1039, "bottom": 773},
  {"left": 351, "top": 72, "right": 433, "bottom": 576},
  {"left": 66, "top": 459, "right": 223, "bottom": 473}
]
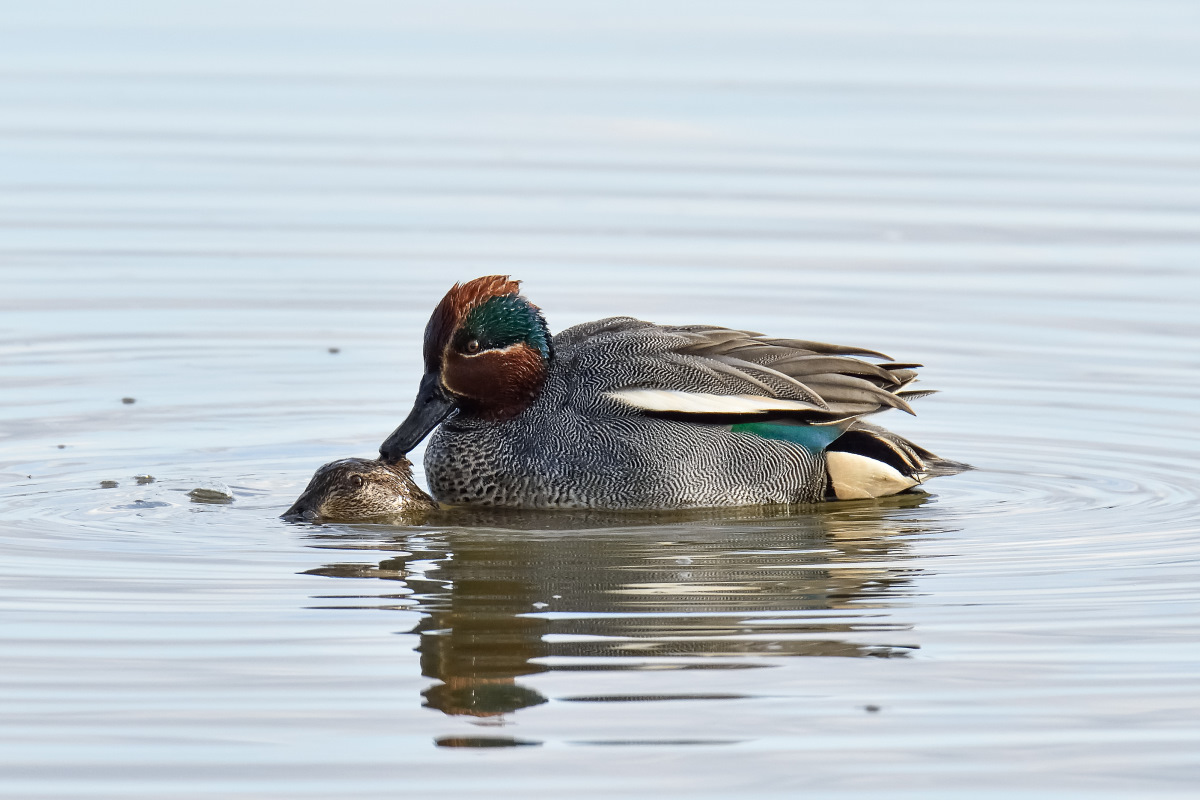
[{"left": 445, "top": 341, "right": 527, "bottom": 361}]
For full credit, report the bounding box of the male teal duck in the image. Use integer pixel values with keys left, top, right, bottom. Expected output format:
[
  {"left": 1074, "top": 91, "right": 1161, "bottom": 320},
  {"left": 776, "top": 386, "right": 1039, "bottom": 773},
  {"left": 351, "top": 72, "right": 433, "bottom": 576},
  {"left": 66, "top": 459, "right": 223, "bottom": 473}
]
[{"left": 380, "top": 276, "right": 967, "bottom": 509}]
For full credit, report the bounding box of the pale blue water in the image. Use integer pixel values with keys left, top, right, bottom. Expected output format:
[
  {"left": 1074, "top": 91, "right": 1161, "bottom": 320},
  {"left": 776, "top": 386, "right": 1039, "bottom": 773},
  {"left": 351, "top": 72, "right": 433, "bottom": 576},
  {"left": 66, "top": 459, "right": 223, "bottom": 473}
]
[{"left": 2, "top": 2, "right": 1200, "bottom": 798}]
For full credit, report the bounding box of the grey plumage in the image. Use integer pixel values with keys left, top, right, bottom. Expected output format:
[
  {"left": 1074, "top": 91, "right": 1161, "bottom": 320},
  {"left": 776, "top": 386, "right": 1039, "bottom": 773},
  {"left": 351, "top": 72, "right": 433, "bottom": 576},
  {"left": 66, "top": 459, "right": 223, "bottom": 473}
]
[{"left": 423, "top": 318, "right": 966, "bottom": 509}]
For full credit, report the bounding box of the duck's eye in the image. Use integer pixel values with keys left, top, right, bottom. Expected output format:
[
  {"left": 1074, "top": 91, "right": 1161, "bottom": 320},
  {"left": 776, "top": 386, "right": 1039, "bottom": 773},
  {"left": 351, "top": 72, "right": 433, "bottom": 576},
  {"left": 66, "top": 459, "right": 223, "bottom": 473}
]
[
  {"left": 349, "top": 474, "right": 364, "bottom": 489},
  {"left": 464, "top": 339, "right": 481, "bottom": 354}
]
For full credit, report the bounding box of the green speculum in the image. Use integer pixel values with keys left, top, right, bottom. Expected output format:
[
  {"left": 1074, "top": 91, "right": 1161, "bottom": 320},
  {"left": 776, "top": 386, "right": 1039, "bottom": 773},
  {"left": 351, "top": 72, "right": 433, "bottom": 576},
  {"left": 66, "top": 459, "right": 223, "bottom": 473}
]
[{"left": 730, "top": 421, "right": 845, "bottom": 455}]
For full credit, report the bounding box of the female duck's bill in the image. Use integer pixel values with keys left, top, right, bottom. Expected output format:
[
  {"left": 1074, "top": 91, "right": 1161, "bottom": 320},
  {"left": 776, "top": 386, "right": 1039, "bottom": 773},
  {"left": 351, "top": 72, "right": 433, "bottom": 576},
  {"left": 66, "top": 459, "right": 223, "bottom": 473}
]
[{"left": 282, "top": 457, "right": 436, "bottom": 523}]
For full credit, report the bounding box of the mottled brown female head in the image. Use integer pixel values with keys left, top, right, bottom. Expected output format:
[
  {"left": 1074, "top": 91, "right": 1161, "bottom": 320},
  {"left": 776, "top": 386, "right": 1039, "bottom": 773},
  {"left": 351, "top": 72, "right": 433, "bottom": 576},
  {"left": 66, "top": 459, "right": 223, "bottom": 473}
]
[
  {"left": 380, "top": 276, "right": 552, "bottom": 460},
  {"left": 282, "top": 457, "right": 436, "bottom": 523}
]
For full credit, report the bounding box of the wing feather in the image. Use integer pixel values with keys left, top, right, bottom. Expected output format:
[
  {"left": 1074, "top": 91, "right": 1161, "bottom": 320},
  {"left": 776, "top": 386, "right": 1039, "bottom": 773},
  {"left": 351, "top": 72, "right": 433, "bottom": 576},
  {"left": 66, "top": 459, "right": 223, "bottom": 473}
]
[
  {"left": 607, "top": 389, "right": 828, "bottom": 416},
  {"left": 553, "top": 318, "right": 926, "bottom": 426}
]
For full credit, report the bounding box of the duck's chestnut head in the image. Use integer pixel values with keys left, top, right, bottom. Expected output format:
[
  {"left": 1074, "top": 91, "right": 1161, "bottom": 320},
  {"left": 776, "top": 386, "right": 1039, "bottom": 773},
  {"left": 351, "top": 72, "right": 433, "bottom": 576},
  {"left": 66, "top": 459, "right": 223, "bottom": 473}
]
[{"left": 380, "top": 276, "right": 551, "bottom": 460}]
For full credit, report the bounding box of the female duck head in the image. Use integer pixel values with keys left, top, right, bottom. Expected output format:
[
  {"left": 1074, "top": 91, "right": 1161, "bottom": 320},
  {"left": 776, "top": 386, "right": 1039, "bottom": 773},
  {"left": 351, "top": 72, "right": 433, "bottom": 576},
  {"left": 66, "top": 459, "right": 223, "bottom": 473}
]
[
  {"left": 282, "top": 456, "right": 436, "bottom": 522},
  {"left": 380, "top": 275, "right": 551, "bottom": 460}
]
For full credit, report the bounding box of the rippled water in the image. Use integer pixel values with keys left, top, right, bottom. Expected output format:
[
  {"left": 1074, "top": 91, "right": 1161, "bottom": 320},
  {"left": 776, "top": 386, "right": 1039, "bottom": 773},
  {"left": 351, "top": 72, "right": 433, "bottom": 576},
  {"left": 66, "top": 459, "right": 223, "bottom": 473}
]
[{"left": 3, "top": 2, "right": 1200, "bottom": 797}]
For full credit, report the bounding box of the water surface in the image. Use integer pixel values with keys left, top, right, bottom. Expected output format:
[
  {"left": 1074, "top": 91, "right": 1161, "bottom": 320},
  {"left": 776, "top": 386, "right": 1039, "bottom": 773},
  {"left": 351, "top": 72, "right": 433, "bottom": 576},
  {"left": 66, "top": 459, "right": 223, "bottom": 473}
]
[{"left": 2, "top": 2, "right": 1200, "bottom": 798}]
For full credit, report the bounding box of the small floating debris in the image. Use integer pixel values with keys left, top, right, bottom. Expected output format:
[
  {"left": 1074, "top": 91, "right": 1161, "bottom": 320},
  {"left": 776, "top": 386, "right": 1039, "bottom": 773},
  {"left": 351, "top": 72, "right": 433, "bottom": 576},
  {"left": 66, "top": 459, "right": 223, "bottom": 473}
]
[
  {"left": 135, "top": 475, "right": 156, "bottom": 485},
  {"left": 187, "top": 480, "right": 234, "bottom": 505},
  {"left": 328, "top": 347, "right": 340, "bottom": 354},
  {"left": 99, "top": 480, "right": 119, "bottom": 489},
  {"left": 57, "top": 444, "right": 66, "bottom": 449},
  {"left": 121, "top": 397, "right": 136, "bottom": 405}
]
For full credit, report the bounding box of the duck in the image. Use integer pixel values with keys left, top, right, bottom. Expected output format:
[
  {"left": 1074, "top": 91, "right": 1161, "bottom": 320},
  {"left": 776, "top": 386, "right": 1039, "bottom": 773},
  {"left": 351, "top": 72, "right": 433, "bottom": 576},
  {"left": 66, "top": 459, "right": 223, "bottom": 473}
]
[
  {"left": 282, "top": 456, "right": 436, "bottom": 522},
  {"left": 379, "top": 275, "right": 967, "bottom": 510}
]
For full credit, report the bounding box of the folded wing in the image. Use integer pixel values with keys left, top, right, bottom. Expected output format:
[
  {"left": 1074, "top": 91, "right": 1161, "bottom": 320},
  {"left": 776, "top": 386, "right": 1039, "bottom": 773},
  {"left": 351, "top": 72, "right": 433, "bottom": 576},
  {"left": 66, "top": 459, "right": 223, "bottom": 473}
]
[{"left": 556, "top": 317, "right": 928, "bottom": 424}]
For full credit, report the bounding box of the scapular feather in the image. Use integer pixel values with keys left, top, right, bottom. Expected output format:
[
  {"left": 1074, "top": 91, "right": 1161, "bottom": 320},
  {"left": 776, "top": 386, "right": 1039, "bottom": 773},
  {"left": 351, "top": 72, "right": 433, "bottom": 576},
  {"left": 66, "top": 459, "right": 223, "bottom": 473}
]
[{"left": 607, "top": 389, "right": 828, "bottom": 416}]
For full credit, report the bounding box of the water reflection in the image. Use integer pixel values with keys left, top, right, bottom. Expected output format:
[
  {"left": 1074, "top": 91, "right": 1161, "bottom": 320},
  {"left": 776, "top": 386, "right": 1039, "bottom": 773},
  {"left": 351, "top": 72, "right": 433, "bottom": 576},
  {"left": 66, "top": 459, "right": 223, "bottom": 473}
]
[{"left": 305, "top": 496, "right": 936, "bottom": 720}]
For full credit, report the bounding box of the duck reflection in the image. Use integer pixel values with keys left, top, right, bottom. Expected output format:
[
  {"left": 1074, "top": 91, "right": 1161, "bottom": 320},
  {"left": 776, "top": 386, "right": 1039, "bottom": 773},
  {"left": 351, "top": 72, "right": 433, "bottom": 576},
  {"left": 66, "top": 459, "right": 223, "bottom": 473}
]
[{"left": 304, "top": 496, "right": 932, "bottom": 719}]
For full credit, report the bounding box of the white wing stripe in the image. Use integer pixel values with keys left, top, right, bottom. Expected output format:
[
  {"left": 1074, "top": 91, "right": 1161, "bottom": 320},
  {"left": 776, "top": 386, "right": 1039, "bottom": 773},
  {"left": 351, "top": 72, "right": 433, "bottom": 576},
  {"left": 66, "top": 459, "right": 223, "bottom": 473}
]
[{"left": 607, "top": 389, "right": 826, "bottom": 415}]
